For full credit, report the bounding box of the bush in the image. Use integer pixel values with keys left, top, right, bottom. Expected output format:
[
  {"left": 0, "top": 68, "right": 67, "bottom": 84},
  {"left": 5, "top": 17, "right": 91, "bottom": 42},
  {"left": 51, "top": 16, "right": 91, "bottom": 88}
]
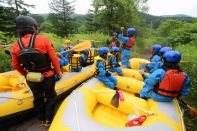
[{"left": 175, "top": 45, "right": 197, "bottom": 131}]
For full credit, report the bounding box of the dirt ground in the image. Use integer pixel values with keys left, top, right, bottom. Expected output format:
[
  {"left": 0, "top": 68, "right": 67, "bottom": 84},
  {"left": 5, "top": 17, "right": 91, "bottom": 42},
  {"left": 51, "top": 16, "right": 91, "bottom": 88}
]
[{"left": 5, "top": 117, "right": 48, "bottom": 131}]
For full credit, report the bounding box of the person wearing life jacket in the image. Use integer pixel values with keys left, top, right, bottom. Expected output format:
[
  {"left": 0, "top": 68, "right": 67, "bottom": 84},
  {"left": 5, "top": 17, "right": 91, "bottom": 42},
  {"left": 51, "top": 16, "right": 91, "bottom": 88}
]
[
  {"left": 149, "top": 47, "right": 173, "bottom": 73},
  {"left": 60, "top": 39, "right": 73, "bottom": 58},
  {"left": 118, "top": 27, "right": 136, "bottom": 68},
  {"left": 79, "top": 48, "right": 94, "bottom": 67},
  {"left": 107, "top": 32, "right": 121, "bottom": 62},
  {"left": 140, "top": 51, "right": 190, "bottom": 102},
  {"left": 140, "top": 47, "right": 174, "bottom": 80},
  {"left": 108, "top": 47, "right": 122, "bottom": 76},
  {"left": 107, "top": 32, "right": 120, "bottom": 48},
  {"left": 11, "top": 15, "right": 61, "bottom": 126},
  {"left": 140, "top": 44, "right": 162, "bottom": 73},
  {"left": 95, "top": 47, "right": 117, "bottom": 89}
]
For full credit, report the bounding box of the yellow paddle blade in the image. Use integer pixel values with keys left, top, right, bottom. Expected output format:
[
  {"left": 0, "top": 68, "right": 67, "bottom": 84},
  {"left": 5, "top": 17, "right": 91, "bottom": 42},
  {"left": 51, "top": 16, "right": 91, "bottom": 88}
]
[
  {"left": 71, "top": 41, "right": 92, "bottom": 51},
  {"left": 188, "top": 105, "right": 197, "bottom": 116}
]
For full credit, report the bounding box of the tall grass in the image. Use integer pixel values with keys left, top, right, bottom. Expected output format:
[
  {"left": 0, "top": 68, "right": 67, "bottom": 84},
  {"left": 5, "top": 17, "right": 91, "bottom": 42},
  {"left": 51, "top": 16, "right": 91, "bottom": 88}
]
[{"left": 175, "top": 45, "right": 197, "bottom": 131}]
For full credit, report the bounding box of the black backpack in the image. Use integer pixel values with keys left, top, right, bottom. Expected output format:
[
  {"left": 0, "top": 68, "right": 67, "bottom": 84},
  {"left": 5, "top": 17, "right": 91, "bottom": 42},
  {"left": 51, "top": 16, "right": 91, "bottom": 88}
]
[{"left": 18, "top": 33, "right": 51, "bottom": 72}]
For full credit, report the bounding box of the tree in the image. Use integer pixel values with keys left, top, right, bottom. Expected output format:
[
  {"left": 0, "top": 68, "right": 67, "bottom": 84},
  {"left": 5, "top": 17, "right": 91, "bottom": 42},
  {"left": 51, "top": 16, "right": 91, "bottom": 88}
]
[
  {"left": 92, "top": 0, "right": 148, "bottom": 34},
  {"left": 157, "top": 20, "right": 184, "bottom": 37},
  {"left": 85, "top": 9, "right": 96, "bottom": 33},
  {"left": 0, "top": 6, "right": 16, "bottom": 35},
  {"left": 1, "top": 0, "right": 34, "bottom": 16},
  {"left": 49, "top": 0, "right": 75, "bottom": 37}
]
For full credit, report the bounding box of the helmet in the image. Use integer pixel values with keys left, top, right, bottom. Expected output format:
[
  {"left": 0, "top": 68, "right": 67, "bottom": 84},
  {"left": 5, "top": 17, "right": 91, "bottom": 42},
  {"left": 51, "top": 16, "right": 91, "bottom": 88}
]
[
  {"left": 152, "top": 44, "right": 161, "bottom": 53},
  {"left": 112, "top": 32, "right": 117, "bottom": 36},
  {"left": 163, "top": 51, "right": 181, "bottom": 63},
  {"left": 64, "top": 39, "right": 71, "bottom": 45},
  {"left": 111, "top": 47, "right": 119, "bottom": 52},
  {"left": 15, "top": 15, "right": 38, "bottom": 29},
  {"left": 99, "top": 47, "right": 109, "bottom": 56},
  {"left": 127, "top": 28, "right": 136, "bottom": 35},
  {"left": 159, "top": 47, "right": 173, "bottom": 55}
]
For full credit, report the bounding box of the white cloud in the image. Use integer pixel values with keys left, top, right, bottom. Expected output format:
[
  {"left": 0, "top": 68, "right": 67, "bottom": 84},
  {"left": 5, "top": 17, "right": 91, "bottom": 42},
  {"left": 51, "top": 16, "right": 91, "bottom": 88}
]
[
  {"left": 23, "top": 0, "right": 197, "bottom": 17},
  {"left": 148, "top": 0, "right": 197, "bottom": 17},
  {"left": 24, "top": 0, "right": 93, "bottom": 14}
]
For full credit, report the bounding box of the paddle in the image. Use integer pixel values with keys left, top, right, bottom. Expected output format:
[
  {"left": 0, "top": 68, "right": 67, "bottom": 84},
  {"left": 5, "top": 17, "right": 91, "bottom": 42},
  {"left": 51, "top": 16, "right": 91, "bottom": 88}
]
[
  {"left": 60, "top": 40, "right": 92, "bottom": 54},
  {"left": 140, "top": 61, "right": 189, "bottom": 65},
  {"left": 177, "top": 98, "right": 197, "bottom": 116},
  {"left": 110, "top": 90, "right": 119, "bottom": 108},
  {"left": 79, "top": 39, "right": 104, "bottom": 43}
]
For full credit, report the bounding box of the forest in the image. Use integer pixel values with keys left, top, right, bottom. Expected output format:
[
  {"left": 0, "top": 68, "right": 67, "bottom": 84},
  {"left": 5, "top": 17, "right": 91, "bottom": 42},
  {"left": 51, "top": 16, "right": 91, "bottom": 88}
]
[{"left": 0, "top": 0, "right": 196, "bottom": 130}]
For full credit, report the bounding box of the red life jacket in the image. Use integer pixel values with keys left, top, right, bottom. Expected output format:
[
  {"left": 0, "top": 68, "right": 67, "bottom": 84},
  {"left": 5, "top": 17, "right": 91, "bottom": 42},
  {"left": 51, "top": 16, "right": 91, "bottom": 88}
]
[
  {"left": 123, "top": 37, "right": 135, "bottom": 49},
  {"left": 111, "top": 42, "right": 116, "bottom": 47},
  {"left": 153, "top": 70, "right": 185, "bottom": 97}
]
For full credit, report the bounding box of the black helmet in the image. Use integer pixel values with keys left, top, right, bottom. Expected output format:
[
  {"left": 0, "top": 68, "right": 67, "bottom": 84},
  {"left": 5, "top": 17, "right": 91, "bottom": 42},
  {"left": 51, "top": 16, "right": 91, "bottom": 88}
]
[{"left": 15, "top": 15, "right": 38, "bottom": 29}]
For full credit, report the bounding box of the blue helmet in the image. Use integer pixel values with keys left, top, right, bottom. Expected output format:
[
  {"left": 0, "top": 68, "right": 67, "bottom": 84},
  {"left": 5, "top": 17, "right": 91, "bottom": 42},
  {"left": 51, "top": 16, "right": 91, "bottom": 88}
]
[
  {"left": 98, "top": 47, "right": 109, "bottom": 56},
  {"left": 127, "top": 28, "right": 136, "bottom": 35},
  {"left": 111, "top": 47, "right": 119, "bottom": 52},
  {"left": 163, "top": 51, "right": 181, "bottom": 63},
  {"left": 159, "top": 47, "right": 173, "bottom": 55},
  {"left": 152, "top": 44, "right": 161, "bottom": 53}
]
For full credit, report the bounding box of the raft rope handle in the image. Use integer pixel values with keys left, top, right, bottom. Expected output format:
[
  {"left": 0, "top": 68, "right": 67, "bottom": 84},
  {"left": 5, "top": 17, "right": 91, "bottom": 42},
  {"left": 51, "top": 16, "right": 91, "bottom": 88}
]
[
  {"left": 73, "top": 91, "right": 81, "bottom": 131},
  {"left": 0, "top": 96, "right": 33, "bottom": 105},
  {"left": 90, "top": 90, "right": 155, "bottom": 116},
  {"left": 1, "top": 73, "right": 26, "bottom": 89},
  {"left": 15, "top": 76, "right": 26, "bottom": 89},
  {"left": 124, "top": 94, "right": 155, "bottom": 116}
]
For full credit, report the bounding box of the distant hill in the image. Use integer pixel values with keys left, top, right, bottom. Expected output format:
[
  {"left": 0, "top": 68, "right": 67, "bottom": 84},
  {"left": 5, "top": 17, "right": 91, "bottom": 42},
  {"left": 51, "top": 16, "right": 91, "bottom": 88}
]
[
  {"left": 36, "top": 12, "right": 195, "bottom": 29},
  {"left": 140, "top": 13, "right": 195, "bottom": 29},
  {"left": 160, "top": 14, "right": 192, "bottom": 18},
  {"left": 37, "top": 13, "right": 49, "bottom": 19}
]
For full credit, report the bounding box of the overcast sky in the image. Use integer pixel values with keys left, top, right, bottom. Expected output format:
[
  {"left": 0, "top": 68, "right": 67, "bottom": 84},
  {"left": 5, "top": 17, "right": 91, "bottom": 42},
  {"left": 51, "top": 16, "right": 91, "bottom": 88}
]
[{"left": 24, "top": 0, "right": 197, "bottom": 17}]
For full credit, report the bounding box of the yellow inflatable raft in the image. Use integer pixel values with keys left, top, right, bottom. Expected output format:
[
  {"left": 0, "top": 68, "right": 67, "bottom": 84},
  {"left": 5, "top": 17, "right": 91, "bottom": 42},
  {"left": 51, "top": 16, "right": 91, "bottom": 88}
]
[
  {"left": 0, "top": 64, "right": 95, "bottom": 124},
  {"left": 130, "top": 58, "right": 150, "bottom": 70},
  {"left": 50, "top": 77, "right": 185, "bottom": 131}
]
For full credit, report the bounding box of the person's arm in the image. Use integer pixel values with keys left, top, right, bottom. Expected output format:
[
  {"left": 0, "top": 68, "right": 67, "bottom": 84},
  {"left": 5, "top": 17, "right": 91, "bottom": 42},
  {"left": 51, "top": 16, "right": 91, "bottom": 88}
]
[
  {"left": 180, "top": 73, "right": 190, "bottom": 96},
  {"left": 97, "top": 61, "right": 106, "bottom": 76},
  {"left": 11, "top": 47, "right": 27, "bottom": 75},
  {"left": 46, "top": 40, "right": 61, "bottom": 76},
  {"left": 118, "top": 34, "right": 129, "bottom": 44},
  {"left": 140, "top": 69, "right": 164, "bottom": 98},
  {"left": 149, "top": 61, "right": 163, "bottom": 73},
  {"left": 110, "top": 56, "right": 117, "bottom": 67}
]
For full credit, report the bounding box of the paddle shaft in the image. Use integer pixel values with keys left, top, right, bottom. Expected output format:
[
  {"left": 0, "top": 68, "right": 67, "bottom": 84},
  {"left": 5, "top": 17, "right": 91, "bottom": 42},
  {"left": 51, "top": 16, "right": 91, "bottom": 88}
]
[{"left": 177, "top": 98, "right": 197, "bottom": 114}]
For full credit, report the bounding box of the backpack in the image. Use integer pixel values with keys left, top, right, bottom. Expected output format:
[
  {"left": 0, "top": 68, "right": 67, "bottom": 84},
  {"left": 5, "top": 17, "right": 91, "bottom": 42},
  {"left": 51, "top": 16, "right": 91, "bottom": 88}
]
[{"left": 18, "top": 33, "right": 51, "bottom": 72}]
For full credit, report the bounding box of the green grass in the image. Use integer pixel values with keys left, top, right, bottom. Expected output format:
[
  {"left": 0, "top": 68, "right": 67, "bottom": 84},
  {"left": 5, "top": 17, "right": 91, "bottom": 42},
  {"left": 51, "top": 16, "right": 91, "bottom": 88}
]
[{"left": 175, "top": 45, "right": 197, "bottom": 131}]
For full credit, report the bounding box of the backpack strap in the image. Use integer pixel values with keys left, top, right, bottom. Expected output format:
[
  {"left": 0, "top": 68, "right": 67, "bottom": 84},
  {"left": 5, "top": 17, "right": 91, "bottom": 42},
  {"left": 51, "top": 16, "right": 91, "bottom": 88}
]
[
  {"left": 28, "top": 33, "right": 37, "bottom": 48},
  {"left": 18, "top": 37, "right": 24, "bottom": 50},
  {"left": 17, "top": 33, "right": 37, "bottom": 49}
]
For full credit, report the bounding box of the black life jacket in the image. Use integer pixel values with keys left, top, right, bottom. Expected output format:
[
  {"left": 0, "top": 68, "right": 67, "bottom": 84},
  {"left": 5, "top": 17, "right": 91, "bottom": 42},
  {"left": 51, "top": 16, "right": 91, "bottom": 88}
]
[{"left": 18, "top": 33, "right": 51, "bottom": 72}]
